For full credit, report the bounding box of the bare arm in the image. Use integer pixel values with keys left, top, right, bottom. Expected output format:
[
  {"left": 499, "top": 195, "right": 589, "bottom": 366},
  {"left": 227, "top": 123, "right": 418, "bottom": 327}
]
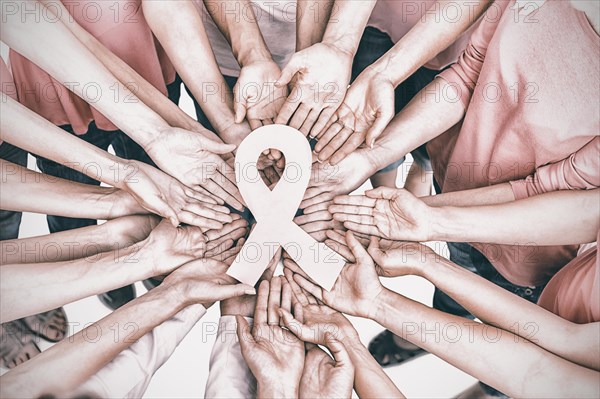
[
  {"left": 295, "top": 0, "right": 335, "bottom": 51},
  {"left": 0, "top": 160, "right": 145, "bottom": 220}
]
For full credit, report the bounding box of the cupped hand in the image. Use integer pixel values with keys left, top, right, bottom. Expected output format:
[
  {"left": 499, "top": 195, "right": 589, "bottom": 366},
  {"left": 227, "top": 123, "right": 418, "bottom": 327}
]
[
  {"left": 295, "top": 200, "right": 344, "bottom": 242},
  {"left": 291, "top": 231, "right": 384, "bottom": 319},
  {"left": 234, "top": 60, "right": 288, "bottom": 129},
  {"left": 145, "top": 127, "right": 244, "bottom": 211},
  {"left": 275, "top": 43, "right": 352, "bottom": 138},
  {"left": 161, "top": 257, "right": 255, "bottom": 308},
  {"left": 329, "top": 187, "right": 433, "bottom": 241},
  {"left": 120, "top": 160, "right": 235, "bottom": 229},
  {"left": 314, "top": 68, "right": 396, "bottom": 165},
  {"left": 236, "top": 277, "right": 304, "bottom": 397}
]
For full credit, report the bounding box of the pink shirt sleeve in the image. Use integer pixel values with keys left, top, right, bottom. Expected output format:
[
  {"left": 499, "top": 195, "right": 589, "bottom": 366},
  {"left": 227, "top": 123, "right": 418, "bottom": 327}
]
[
  {"left": 437, "top": 1, "right": 508, "bottom": 109},
  {"left": 510, "top": 137, "right": 600, "bottom": 200}
]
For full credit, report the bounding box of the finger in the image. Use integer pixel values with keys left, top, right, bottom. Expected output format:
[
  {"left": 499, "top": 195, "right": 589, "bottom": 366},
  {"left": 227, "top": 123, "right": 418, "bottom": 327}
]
[
  {"left": 178, "top": 210, "right": 223, "bottom": 230},
  {"left": 282, "top": 258, "right": 310, "bottom": 280},
  {"left": 366, "top": 236, "right": 386, "bottom": 268},
  {"left": 332, "top": 213, "right": 375, "bottom": 226},
  {"left": 235, "top": 314, "right": 255, "bottom": 348},
  {"left": 317, "top": 126, "right": 354, "bottom": 162},
  {"left": 293, "top": 274, "right": 324, "bottom": 302},
  {"left": 201, "top": 138, "right": 237, "bottom": 155},
  {"left": 332, "top": 195, "right": 377, "bottom": 207},
  {"left": 233, "top": 82, "right": 247, "bottom": 124},
  {"left": 267, "top": 276, "right": 282, "bottom": 325},
  {"left": 222, "top": 237, "right": 245, "bottom": 264},
  {"left": 311, "top": 107, "right": 337, "bottom": 139},
  {"left": 279, "top": 307, "right": 313, "bottom": 342},
  {"left": 281, "top": 278, "right": 292, "bottom": 314},
  {"left": 205, "top": 218, "right": 248, "bottom": 241},
  {"left": 299, "top": 108, "right": 321, "bottom": 137},
  {"left": 184, "top": 187, "right": 220, "bottom": 205},
  {"left": 201, "top": 179, "right": 243, "bottom": 212},
  {"left": 294, "top": 210, "right": 332, "bottom": 226},
  {"left": 328, "top": 204, "right": 373, "bottom": 216},
  {"left": 182, "top": 202, "right": 233, "bottom": 223},
  {"left": 303, "top": 200, "right": 332, "bottom": 214},
  {"left": 289, "top": 103, "right": 312, "bottom": 130},
  {"left": 365, "top": 186, "right": 398, "bottom": 200},
  {"left": 314, "top": 122, "right": 344, "bottom": 153},
  {"left": 248, "top": 118, "right": 263, "bottom": 130},
  {"left": 325, "top": 239, "right": 354, "bottom": 263},
  {"left": 330, "top": 133, "right": 365, "bottom": 165},
  {"left": 205, "top": 238, "right": 234, "bottom": 257},
  {"left": 300, "top": 192, "right": 334, "bottom": 210},
  {"left": 254, "top": 279, "right": 270, "bottom": 328},
  {"left": 284, "top": 268, "right": 309, "bottom": 306},
  {"left": 343, "top": 221, "right": 381, "bottom": 237},
  {"left": 345, "top": 230, "right": 372, "bottom": 262},
  {"left": 211, "top": 283, "right": 256, "bottom": 301}
]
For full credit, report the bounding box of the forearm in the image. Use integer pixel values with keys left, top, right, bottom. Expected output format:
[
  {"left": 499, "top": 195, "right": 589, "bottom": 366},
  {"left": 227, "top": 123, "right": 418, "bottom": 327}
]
[
  {"left": 0, "top": 240, "right": 154, "bottom": 322},
  {"left": 365, "top": 78, "right": 465, "bottom": 171},
  {"left": 344, "top": 337, "right": 404, "bottom": 398},
  {"left": 320, "top": 0, "right": 376, "bottom": 55},
  {"left": 0, "top": 285, "right": 183, "bottom": 399},
  {"left": 372, "top": 289, "right": 599, "bottom": 398},
  {"left": 147, "top": 0, "right": 238, "bottom": 136},
  {"left": 296, "top": 0, "right": 335, "bottom": 51},
  {"left": 420, "top": 258, "right": 598, "bottom": 369},
  {"left": 429, "top": 188, "right": 599, "bottom": 245},
  {"left": 257, "top": 382, "right": 298, "bottom": 399},
  {"left": 1, "top": 3, "right": 168, "bottom": 147},
  {"left": 0, "top": 160, "right": 143, "bottom": 219},
  {"left": 0, "top": 96, "right": 134, "bottom": 190},
  {"left": 369, "top": 0, "right": 491, "bottom": 86}
]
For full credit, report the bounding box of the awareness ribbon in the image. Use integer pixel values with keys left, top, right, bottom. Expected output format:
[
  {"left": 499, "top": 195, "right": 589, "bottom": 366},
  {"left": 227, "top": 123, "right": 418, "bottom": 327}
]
[{"left": 227, "top": 125, "right": 346, "bottom": 291}]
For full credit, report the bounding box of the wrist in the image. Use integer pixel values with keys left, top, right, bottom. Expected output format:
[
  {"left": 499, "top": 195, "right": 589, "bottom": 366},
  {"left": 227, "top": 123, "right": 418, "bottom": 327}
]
[
  {"left": 236, "top": 45, "right": 272, "bottom": 67},
  {"left": 257, "top": 380, "right": 299, "bottom": 399},
  {"left": 429, "top": 205, "right": 460, "bottom": 242},
  {"left": 321, "top": 36, "right": 357, "bottom": 59},
  {"left": 369, "top": 288, "right": 394, "bottom": 323}
]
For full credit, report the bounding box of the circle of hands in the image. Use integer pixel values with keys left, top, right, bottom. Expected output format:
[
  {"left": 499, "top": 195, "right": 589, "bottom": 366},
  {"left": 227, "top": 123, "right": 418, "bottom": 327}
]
[{"left": 112, "top": 42, "right": 443, "bottom": 396}]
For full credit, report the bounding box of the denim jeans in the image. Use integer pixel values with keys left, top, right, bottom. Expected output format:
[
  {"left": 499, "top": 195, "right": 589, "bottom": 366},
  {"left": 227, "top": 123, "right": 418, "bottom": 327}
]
[
  {"left": 434, "top": 242, "right": 545, "bottom": 397},
  {"left": 353, "top": 26, "right": 437, "bottom": 173},
  {"left": 34, "top": 77, "right": 182, "bottom": 233},
  {"left": 0, "top": 142, "right": 29, "bottom": 240}
]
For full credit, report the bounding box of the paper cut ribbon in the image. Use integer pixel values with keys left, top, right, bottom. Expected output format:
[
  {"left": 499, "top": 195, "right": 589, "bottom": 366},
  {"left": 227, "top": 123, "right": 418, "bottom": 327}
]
[{"left": 227, "top": 125, "right": 346, "bottom": 291}]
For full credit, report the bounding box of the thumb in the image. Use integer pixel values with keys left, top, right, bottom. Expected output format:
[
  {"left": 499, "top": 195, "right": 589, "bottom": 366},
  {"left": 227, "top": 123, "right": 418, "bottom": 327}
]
[
  {"left": 345, "top": 231, "right": 370, "bottom": 261},
  {"left": 233, "top": 82, "right": 247, "bottom": 124},
  {"left": 325, "top": 333, "right": 352, "bottom": 368},
  {"left": 275, "top": 55, "right": 301, "bottom": 87},
  {"left": 212, "top": 284, "right": 256, "bottom": 301},
  {"left": 235, "top": 314, "right": 255, "bottom": 352},
  {"left": 200, "top": 136, "right": 237, "bottom": 155},
  {"left": 365, "top": 186, "right": 397, "bottom": 200},
  {"left": 367, "top": 236, "right": 383, "bottom": 262},
  {"left": 365, "top": 108, "right": 393, "bottom": 148},
  {"left": 146, "top": 197, "right": 179, "bottom": 227}
]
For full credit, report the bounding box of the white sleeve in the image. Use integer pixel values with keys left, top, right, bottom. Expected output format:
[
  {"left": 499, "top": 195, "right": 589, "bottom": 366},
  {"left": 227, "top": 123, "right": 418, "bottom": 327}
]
[
  {"left": 79, "top": 304, "right": 206, "bottom": 399},
  {"left": 204, "top": 315, "right": 256, "bottom": 398}
]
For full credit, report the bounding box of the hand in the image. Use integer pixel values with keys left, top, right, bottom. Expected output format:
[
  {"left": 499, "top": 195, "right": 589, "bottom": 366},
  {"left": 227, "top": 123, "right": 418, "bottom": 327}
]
[
  {"left": 145, "top": 127, "right": 244, "bottom": 211},
  {"left": 301, "top": 340, "right": 355, "bottom": 399},
  {"left": 161, "top": 257, "right": 255, "bottom": 308},
  {"left": 275, "top": 43, "right": 352, "bottom": 137},
  {"left": 314, "top": 67, "right": 395, "bottom": 165},
  {"left": 301, "top": 150, "right": 378, "bottom": 209},
  {"left": 329, "top": 187, "right": 433, "bottom": 241},
  {"left": 234, "top": 60, "right": 288, "bottom": 129},
  {"left": 141, "top": 219, "right": 207, "bottom": 276},
  {"left": 120, "top": 160, "right": 235, "bottom": 229},
  {"left": 203, "top": 214, "right": 249, "bottom": 259},
  {"left": 236, "top": 277, "right": 304, "bottom": 398},
  {"left": 291, "top": 231, "right": 384, "bottom": 319},
  {"left": 106, "top": 187, "right": 149, "bottom": 219},
  {"left": 295, "top": 200, "right": 344, "bottom": 242},
  {"left": 104, "top": 214, "right": 161, "bottom": 247}
]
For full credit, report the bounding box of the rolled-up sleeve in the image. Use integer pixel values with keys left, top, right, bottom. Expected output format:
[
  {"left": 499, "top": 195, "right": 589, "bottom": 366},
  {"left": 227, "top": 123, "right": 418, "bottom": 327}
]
[
  {"left": 510, "top": 137, "right": 600, "bottom": 200},
  {"left": 437, "top": 0, "right": 508, "bottom": 110}
]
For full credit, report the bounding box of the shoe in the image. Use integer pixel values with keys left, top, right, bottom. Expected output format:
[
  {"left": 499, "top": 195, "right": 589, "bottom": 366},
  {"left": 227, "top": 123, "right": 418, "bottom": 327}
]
[
  {"left": 97, "top": 285, "right": 136, "bottom": 310},
  {"left": 20, "top": 308, "right": 68, "bottom": 342},
  {"left": 368, "top": 329, "right": 426, "bottom": 367},
  {"left": 0, "top": 321, "right": 41, "bottom": 369}
]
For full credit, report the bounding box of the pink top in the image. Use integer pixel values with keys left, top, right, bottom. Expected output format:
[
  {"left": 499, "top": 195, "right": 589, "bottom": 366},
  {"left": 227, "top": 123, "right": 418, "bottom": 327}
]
[
  {"left": 538, "top": 231, "right": 599, "bottom": 324},
  {"left": 368, "top": 0, "right": 477, "bottom": 70},
  {"left": 427, "top": 0, "right": 600, "bottom": 286},
  {"left": 9, "top": 0, "right": 175, "bottom": 134},
  {"left": 1, "top": 58, "right": 18, "bottom": 146}
]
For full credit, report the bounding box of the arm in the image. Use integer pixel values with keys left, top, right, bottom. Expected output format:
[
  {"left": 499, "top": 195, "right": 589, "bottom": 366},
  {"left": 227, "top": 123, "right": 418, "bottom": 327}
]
[
  {"left": 295, "top": 0, "right": 335, "bottom": 51},
  {"left": 372, "top": 288, "right": 599, "bottom": 398},
  {"left": 0, "top": 215, "right": 157, "bottom": 264},
  {"left": 0, "top": 160, "right": 145, "bottom": 220},
  {"left": 292, "top": 231, "right": 600, "bottom": 399},
  {"left": 331, "top": 187, "right": 599, "bottom": 245},
  {"left": 0, "top": 221, "right": 206, "bottom": 323},
  {"left": 38, "top": 0, "right": 210, "bottom": 135},
  {"left": 0, "top": 260, "right": 253, "bottom": 399},
  {"left": 315, "top": 0, "right": 491, "bottom": 164}
]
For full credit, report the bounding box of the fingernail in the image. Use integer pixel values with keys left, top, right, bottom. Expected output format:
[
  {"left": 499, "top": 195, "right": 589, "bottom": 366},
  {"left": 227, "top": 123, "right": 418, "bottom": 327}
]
[{"left": 244, "top": 289, "right": 256, "bottom": 295}]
